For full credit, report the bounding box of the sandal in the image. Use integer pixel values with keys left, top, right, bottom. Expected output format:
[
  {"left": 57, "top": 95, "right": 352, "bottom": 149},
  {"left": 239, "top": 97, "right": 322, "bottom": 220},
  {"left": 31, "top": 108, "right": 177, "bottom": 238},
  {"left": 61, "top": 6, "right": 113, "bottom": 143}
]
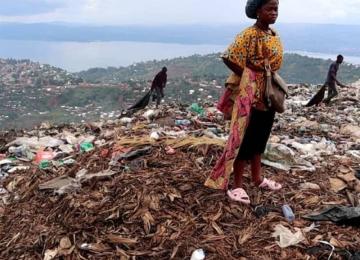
[
  {"left": 227, "top": 188, "right": 251, "bottom": 204},
  {"left": 259, "top": 178, "right": 282, "bottom": 191}
]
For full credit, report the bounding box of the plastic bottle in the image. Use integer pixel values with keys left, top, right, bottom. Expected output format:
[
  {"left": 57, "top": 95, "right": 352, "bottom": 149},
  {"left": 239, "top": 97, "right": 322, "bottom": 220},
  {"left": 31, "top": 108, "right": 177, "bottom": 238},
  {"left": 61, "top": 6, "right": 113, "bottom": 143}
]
[
  {"left": 282, "top": 204, "right": 295, "bottom": 222},
  {"left": 190, "top": 249, "right": 205, "bottom": 260}
]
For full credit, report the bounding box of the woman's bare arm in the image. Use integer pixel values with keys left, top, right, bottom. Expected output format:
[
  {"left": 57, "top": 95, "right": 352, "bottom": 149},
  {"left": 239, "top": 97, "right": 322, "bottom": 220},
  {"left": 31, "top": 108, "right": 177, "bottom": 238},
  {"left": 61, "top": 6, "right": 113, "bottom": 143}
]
[{"left": 222, "top": 58, "right": 244, "bottom": 77}]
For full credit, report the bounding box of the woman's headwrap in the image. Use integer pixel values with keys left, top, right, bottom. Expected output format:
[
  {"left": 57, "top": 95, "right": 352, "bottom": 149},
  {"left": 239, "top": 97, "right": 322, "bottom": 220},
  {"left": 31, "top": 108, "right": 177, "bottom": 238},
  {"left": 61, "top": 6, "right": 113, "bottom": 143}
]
[{"left": 245, "top": 0, "right": 268, "bottom": 19}]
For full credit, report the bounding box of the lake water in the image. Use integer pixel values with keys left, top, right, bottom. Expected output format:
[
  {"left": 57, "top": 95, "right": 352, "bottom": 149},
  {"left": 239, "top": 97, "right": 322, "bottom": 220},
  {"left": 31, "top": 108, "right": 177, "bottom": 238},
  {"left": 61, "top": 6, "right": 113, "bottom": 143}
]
[
  {"left": 0, "top": 40, "right": 359, "bottom": 72},
  {"left": 0, "top": 40, "right": 225, "bottom": 72}
]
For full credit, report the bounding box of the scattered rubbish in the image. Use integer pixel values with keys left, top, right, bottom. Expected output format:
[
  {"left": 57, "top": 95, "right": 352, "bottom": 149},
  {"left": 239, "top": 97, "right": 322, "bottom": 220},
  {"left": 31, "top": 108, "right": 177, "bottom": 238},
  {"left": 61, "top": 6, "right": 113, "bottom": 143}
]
[
  {"left": 272, "top": 224, "right": 315, "bottom": 248},
  {"left": 253, "top": 205, "right": 280, "bottom": 218},
  {"left": 190, "top": 103, "right": 205, "bottom": 116},
  {"left": 165, "top": 146, "right": 176, "bottom": 155},
  {"left": 44, "top": 248, "right": 58, "bottom": 260},
  {"left": 58, "top": 144, "right": 74, "bottom": 154},
  {"left": 272, "top": 225, "right": 305, "bottom": 248},
  {"left": 300, "top": 182, "right": 321, "bottom": 190},
  {"left": 190, "top": 249, "right": 205, "bottom": 260},
  {"left": 262, "top": 143, "right": 315, "bottom": 172},
  {"left": 34, "top": 150, "right": 56, "bottom": 164},
  {"left": 119, "top": 117, "right": 133, "bottom": 125},
  {"left": 8, "top": 166, "right": 30, "bottom": 174},
  {"left": 150, "top": 131, "right": 160, "bottom": 140},
  {"left": 117, "top": 146, "right": 152, "bottom": 160},
  {"left": 175, "top": 119, "right": 191, "bottom": 126},
  {"left": 143, "top": 109, "right": 159, "bottom": 122},
  {"left": 319, "top": 241, "right": 335, "bottom": 260},
  {"left": 303, "top": 206, "right": 360, "bottom": 226},
  {"left": 8, "top": 145, "right": 34, "bottom": 160},
  {"left": 0, "top": 83, "right": 360, "bottom": 259},
  {"left": 80, "top": 142, "right": 94, "bottom": 152},
  {"left": 39, "top": 160, "right": 52, "bottom": 170},
  {"left": 340, "top": 124, "right": 360, "bottom": 139},
  {"left": 282, "top": 204, "right": 295, "bottom": 222},
  {"left": 39, "top": 175, "right": 80, "bottom": 195}
]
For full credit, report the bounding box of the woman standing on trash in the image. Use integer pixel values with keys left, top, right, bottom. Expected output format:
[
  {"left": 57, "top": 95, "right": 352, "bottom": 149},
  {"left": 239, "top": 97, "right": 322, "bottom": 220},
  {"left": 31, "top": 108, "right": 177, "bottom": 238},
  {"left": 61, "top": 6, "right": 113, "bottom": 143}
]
[{"left": 205, "top": 0, "right": 283, "bottom": 204}]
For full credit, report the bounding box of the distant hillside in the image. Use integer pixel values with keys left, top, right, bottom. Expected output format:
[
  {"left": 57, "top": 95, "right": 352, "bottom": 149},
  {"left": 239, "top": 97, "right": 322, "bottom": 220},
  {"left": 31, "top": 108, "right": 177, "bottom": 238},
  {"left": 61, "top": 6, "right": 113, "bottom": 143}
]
[
  {"left": 78, "top": 53, "right": 360, "bottom": 85},
  {"left": 1, "top": 53, "right": 360, "bottom": 129},
  {"left": 0, "top": 58, "right": 82, "bottom": 88}
]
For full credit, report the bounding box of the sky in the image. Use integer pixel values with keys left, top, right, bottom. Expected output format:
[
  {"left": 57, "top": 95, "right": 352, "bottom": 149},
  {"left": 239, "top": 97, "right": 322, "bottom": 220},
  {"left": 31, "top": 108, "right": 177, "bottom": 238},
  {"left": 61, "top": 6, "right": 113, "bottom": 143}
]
[{"left": 0, "top": 0, "right": 359, "bottom": 25}]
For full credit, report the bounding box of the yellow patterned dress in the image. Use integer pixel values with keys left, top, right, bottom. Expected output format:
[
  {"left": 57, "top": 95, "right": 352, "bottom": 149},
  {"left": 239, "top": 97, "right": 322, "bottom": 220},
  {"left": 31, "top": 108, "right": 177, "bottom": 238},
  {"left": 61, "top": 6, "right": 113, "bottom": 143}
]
[{"left": 205, "top": 26, "right": 283, "bottom": 190}]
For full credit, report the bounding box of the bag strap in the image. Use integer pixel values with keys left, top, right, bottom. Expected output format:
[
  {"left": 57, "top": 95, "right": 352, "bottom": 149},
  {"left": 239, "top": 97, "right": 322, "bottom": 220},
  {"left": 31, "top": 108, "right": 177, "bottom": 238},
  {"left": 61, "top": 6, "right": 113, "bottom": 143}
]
[{"left": 264, "top": 58, "right": 272, "bottom": 77}]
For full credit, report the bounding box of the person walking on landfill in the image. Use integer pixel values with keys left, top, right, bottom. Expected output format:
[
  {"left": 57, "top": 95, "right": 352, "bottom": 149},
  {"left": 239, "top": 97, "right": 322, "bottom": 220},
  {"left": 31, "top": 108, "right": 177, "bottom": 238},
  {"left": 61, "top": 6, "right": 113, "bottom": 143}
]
[
  {"left": 151, "top": 67, "right": 167, "bottom": 108},
  {"left": 205, "top": 0, "right": 283, "bottom": 204},
  {"left": 306, "top": 55, "right": 349, "bottom": 107},
  {"left": 323, "top": 55, "right": 348, "bottom": 104}
]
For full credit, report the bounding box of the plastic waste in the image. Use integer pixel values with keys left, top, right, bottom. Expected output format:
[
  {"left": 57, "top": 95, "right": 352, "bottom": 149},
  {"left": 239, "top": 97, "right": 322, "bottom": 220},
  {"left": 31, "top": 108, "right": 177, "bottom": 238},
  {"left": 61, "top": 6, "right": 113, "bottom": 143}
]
[
  {"left": 119, "top": 117, "right": 133, "bottom": 125},
  {"left": 143, "top": 109, "right": 159, "bottom": 122},
  {"left": 190, "top": 103, "right": 205, "bottom": 116},
  {"left": 303, "top": 206, "right": 360, "bottom": 227},
  {"left": 80, "top": 142, "right": 94, "bottom": 152},
  {"left": 175, "top": 119, "right": 191, "bottom": 126},
  {"left": 8, "top": 145, "right": 34, "bottom": 160},
  {"left": 282, "top": 205, "right": 295, "bottom": 222},
  {"left": 117, "top": 146, "right": 152, "bottom": 161},
  {"left": 8, "top": 166, "right": 30, "bottom": 173},
  {"left": 253, "top": 205, "right": 280, "bottom": 218},
  {"left": 62, "top": 159, "right": 76, "bottom": 165},
  {"left": 272, "top": 223, "right": 315, "bottom": 248},
  {"left": 165, "top": 146, "right": 176, "bottom": 155},
  {"left": 150, "top": 132, "right": 160, "bottom": 140},
  {"left": 39, "top": 160, "right": 51, "bottom": 170},
  {"left": 190, "top": 249, "right": 205, "bottom": 260},
  {"left": 34, "top": 150, "right": 55, "bottom": 164}
]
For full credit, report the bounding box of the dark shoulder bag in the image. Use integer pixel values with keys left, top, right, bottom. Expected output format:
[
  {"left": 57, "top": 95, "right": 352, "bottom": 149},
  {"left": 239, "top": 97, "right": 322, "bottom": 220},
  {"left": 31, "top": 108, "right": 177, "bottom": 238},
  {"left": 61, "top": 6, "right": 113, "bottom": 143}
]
[{"left": 264, "top": 58, "right": 289, "bottom": 113}]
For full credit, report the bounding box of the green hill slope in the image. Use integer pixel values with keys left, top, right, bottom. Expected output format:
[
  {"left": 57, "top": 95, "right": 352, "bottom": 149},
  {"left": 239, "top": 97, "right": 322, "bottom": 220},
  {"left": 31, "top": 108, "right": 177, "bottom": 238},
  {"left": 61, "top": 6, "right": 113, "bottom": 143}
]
[{"left": 78, "top": 53, "right": 360, "bottom": 85}]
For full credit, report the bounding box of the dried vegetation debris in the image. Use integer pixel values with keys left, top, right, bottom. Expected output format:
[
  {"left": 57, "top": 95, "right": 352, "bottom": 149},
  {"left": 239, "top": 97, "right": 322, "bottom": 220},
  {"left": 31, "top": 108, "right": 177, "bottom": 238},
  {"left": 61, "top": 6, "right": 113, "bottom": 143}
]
[{"left": 0, "top": 84, "right": 359, "bottom": 259}]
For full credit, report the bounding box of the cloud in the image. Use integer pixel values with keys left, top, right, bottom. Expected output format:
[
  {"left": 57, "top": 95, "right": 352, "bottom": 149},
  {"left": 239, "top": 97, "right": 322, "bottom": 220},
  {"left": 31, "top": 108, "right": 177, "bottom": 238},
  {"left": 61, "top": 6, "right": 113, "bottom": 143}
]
[
  {"left": 0, "top": 0, "right": 64, "bottom": 16},
  {"left": 0, "top": 0, "right": 359, "bottom": 25}
]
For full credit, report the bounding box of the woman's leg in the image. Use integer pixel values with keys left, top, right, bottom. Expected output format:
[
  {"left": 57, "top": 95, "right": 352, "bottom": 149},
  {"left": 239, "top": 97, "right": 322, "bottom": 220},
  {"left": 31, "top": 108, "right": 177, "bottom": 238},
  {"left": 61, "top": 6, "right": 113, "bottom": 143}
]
[
  {"left": 233, "top": 158, "right": 246, "bottom": 188},
  {"left": 251, "top": 154, "right": 263, "bottom": 186},
  {"left": 251, "top": 153, "right": 282, "bottom": 190}
]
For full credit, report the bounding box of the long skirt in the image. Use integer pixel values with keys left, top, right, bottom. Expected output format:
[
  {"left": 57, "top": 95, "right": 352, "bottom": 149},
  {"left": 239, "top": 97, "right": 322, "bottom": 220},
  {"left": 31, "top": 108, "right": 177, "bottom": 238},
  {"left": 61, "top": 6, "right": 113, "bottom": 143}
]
[
  {"left": 205, "top": 67, "right": 273, "bottom": 190},
  {"left": 237, "top": 108, "right": 275, "bottom": 160}
]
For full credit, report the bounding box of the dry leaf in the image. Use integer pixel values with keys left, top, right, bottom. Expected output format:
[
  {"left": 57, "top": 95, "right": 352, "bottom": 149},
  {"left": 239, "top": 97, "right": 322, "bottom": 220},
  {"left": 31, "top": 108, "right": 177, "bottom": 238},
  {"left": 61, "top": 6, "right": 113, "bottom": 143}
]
[
  {"left": 304, "top": 196, "right": 320, "bottom": 205},
  {"left": 330, "top": 237, "right": 345, "bottom": 248},
  {"left": 329, "top": 178, "right": 347, "bottom": 192},
  {"left": 170, "top": 243, "right": 181, "bottom": 259},
  {"left": 80, "top": 243, "right": 111, "bottom": 253},
  {"left": 59, "top": 237, "right": 71, "bottom": 249},
  {"left": 238, "top": 227, "right": 253, "bottom": 245},
  {"left": 211, "top": 222, "right": 224, "bottom": 235},
  {"left": 107, "top": 234, "right": 138, "bottom": 245},
  {"left": 142, "top": 211, "right": 155, "bottom": 234}
]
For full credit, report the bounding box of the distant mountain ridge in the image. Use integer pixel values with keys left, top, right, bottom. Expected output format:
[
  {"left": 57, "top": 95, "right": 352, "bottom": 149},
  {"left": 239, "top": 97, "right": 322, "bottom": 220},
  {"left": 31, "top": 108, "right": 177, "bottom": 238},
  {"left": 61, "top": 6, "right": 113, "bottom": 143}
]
[{"left": 0, "top": 23, "right": 360, "bottom": 56}]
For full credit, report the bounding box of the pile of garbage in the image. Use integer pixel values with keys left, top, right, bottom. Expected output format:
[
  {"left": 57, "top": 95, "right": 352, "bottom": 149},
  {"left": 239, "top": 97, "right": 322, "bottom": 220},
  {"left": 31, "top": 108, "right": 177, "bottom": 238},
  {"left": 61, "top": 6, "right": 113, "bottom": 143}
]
[{"left": 0, "top": 84, "right": 359, "bottom": 259}]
